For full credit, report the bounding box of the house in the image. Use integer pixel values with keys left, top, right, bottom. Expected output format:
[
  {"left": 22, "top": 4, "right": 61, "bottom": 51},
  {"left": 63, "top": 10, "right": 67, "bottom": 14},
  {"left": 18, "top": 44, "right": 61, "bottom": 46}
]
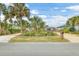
[{"left": 45, "top": 27, "right": 57, "bottom": 31}]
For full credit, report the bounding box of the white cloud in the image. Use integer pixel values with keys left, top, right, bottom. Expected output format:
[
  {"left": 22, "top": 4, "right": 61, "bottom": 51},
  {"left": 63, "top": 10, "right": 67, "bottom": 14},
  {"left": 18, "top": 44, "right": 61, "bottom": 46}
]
[
  {"left": 61, "top": 10, "right": 67, "bottom": 12},
  {"left": 4, "top": 3, "right": 10, "bottom": 6},
  {"left": 0, "top": 14, "right": 5, "bottom": 21},
  {"left": 66, "top": 5, "right": 79, "bottom": 11},
  {"left": 30, "top": 10, "right": 39, "bottom": 15},
  {"left": 53, "top": 7, "right": 59, "bottom": 9},
  {"left": 25, "top": 4, "right": 29, "bottom": 8},
  {"left": 22, "top": 16, "right": 28, "bottom": 21},
  {"left": 12, "top": 16, "right": 17, "bottom": 21},
  {"left": 74, "top": 12, "right": 79, "bottom": 15},
  {"left": 4, "top": 3, "right": 14, "bottom": 7},
  {"left": 67, "top": 12, "right": 79, "bottom": 19},
  {"left": 38, "top": 15, "right": 47, "bottom": 19},
  {"left": 44, "top": 15, "right": 68, "bottom": 27},
  {"left": 4, "top": 3, "right": 29, "bottom": 7}
]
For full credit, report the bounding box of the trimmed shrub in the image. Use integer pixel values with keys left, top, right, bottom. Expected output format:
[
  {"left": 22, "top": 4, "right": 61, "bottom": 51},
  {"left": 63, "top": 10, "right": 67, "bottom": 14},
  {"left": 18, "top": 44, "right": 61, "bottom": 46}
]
[
  {"left": 47, "top": 31, "right": 57, "bottom": 36},
  {"left": 63, "top": 28, "right": 70, "bottom": 33},
  {"left": 23, "top": 31, "right": 57, "bottom": 36},
  {"left": 8, "top": 29, "right": 20, "bottom": 34},
  {"left": 23, "top": 31, "right": 35, "bottom": 36}
]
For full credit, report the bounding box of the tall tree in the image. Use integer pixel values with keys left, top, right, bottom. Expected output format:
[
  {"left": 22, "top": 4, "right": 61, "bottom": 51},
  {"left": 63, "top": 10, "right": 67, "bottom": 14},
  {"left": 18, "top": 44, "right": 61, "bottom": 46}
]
[
  {"left": 66, "top": 16, "right": 79, "bottom": 31},
  {"left": 11, "top": 3, "right": 30, "bottom": 33},
  {"left": 29, "top": 16, "right": 45, "bottom": 32},
  {"left": 0, "top": 3, "right": 9, "bottom": 34}
]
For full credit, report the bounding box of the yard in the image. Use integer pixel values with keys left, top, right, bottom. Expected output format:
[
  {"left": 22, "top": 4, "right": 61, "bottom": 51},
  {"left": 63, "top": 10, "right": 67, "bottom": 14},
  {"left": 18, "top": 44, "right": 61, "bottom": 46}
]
[{"left": 9, "top": 36, "right": 69, "bottom": 42}]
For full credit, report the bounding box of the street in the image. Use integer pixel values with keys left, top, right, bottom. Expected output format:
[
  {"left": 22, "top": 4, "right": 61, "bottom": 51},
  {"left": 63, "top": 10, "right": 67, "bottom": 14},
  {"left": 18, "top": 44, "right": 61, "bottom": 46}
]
[{"left": 0, "top": 42, "right": 79, "bottom": 56}]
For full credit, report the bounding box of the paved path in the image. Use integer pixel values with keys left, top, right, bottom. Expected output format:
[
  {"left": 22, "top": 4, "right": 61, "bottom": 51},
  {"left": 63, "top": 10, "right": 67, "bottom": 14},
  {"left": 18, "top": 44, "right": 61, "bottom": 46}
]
[
  {"left": 0, "top": 33, "right": 21, "bottom": 42},
  {"left": 56, "top": 32, "right": 79, "bottom": 43},
  {"left": 0, "top": 43, "right": 79, "bottom": 56}
]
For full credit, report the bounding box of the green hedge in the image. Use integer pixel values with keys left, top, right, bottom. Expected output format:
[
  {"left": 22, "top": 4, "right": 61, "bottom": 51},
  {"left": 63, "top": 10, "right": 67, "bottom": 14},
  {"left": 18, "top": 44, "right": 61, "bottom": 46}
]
[
  {"left": 8, "top": 29, "right": 20, "bottom": 34},
  {"left": 22, "top": 31, "right": 57, "bottom": 36},
  {"left": 63, "top": 28, "right": 70, "bottom": 33},
  {"left": 23, "top": 31, "right": 35, "bottom": 36}
]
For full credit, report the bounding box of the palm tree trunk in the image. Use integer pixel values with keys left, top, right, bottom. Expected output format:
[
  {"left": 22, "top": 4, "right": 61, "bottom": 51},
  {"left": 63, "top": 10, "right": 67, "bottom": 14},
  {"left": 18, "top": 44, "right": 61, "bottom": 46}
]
[
  {"left": 10, "top": 18, "right": 13, "bottom": 34},
  {"left": 10, "top": 24, "right": 13, "bottom": 34},
  {"left": 78, "top": 24, "right": 79, "bottom": 31},
  {"left": 0, "top": 22, "right": 3, "bottom": 35},
  {"left": 19, "top": 17, "right": 23, "bottom": 33},
  {"left": 4, "top": 19, "right": 8, "bottom": 35},
  {"left": 0, "top": 22, "right": 1, "bottom": 35}
]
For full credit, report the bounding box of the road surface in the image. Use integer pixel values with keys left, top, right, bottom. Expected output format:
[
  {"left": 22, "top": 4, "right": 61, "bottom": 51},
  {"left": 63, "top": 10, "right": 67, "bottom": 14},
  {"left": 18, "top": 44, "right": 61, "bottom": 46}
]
[
  {"left": 56, "top": 32, "right": 79, "bottom": 43},
  {"left": 0, "top": 33, "right": 21, "bottom": 42},
  {"left": 0, "top": 33, "right": 79, "bottom": 56},
  {"left": 0, "top": 42, "right": 79, "bottom": 56}
]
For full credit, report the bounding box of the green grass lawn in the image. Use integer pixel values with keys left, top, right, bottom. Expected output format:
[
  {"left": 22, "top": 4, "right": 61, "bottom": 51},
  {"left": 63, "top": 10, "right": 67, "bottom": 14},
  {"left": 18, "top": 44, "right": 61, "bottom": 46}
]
[{"left": 9, "top": 36, "right": 69, "bottom": 42}]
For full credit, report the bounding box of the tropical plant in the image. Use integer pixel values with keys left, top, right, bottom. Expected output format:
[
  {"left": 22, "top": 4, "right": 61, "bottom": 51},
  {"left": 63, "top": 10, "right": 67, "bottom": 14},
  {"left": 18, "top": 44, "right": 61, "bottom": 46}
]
[
  {"left": 11, "top": 3, "right": 30, "bottom": 33},
  {"left": 0, "top": 3, "right": 9, "bottom": 34},
  {"left": 29, "top": 16, "right": 45, "bottom": 32},
  {"left": 66, "top": 16, "right": 79, "bottom": 31}
]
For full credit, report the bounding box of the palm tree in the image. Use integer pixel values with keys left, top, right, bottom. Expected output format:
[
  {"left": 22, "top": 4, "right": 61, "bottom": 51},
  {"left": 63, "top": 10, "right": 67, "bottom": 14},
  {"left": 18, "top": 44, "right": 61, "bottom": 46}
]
[
  {"left": 3, "top": 9, "right": 10, "bottom": 34},
  {"left": 0, "top": 3, "right": 9, "bottom": 34},
  {"left": 29, "top": 16, "right": 45, "bottom": 32},
  {"left": 11, "top": 3, "right": 30, "bottom": 33},
  {"left": 75, "top": 16, "right": 79, "bottom": 31},
  {"left": 66, "top": 16, "right": 79, "bottom": 31},
  {"left": 8, "top": 5, "right": 16, "bottom": 34},
  {"left": 0, "top": 3, "right": 30, "bottom": 34},
  {"left": 0, "top": 20, "right": 2, "bottom": 34},
  {"left": 0, "top": 20, "right": 5, "bottom": 35}
]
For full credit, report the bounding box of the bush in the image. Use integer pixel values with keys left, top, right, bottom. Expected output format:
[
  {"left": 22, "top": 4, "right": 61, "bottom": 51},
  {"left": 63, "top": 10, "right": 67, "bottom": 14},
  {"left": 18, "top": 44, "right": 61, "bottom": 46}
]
[
  {"left": 69, "top": 27, "right": 75, "bottom": 32},
  {"left": 23, "top": 31, "right": 35, "bottom": 36},
  {"left": 63, "top": 27, "right": 70, "bottom": 33},
  {"left": 35, "top": 31, "right": 48, "bottom": 36},
  {"left": 22, "top": 31, "right": 57, "bottom": 36},
  {"left": 8, "top": 29, "right": 20, "bottom": 34},
  {"left": 47, "top": 31, "right": 57, "bottom": 36},
  {"left": 63, "top": 26, "right": 76, "bottom": 33}
]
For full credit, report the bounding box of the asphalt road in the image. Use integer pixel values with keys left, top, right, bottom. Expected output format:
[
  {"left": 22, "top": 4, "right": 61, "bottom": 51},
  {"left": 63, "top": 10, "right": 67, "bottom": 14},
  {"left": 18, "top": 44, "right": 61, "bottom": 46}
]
[{"left": 0, "top": 42, "right": 79, "bottom": 56}]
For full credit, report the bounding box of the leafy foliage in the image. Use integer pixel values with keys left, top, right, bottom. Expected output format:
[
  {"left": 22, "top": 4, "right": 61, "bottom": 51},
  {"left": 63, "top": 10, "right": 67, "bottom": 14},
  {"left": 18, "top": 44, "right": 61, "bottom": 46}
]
[{"left": 66, "top": 16, "right": 79, "bottom": 32}]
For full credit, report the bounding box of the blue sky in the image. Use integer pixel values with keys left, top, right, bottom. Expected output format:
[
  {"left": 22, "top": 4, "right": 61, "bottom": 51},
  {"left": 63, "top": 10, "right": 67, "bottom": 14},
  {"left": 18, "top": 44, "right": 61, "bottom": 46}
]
[
  {"left": 1, "top": 3, "right": 79, "bottom": 27},
  {"left": 26, "top": 3, "right": 79, "bottom": 27},
  {"left": 28, "top": 3, "right": 79, "bottom": 16}
]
